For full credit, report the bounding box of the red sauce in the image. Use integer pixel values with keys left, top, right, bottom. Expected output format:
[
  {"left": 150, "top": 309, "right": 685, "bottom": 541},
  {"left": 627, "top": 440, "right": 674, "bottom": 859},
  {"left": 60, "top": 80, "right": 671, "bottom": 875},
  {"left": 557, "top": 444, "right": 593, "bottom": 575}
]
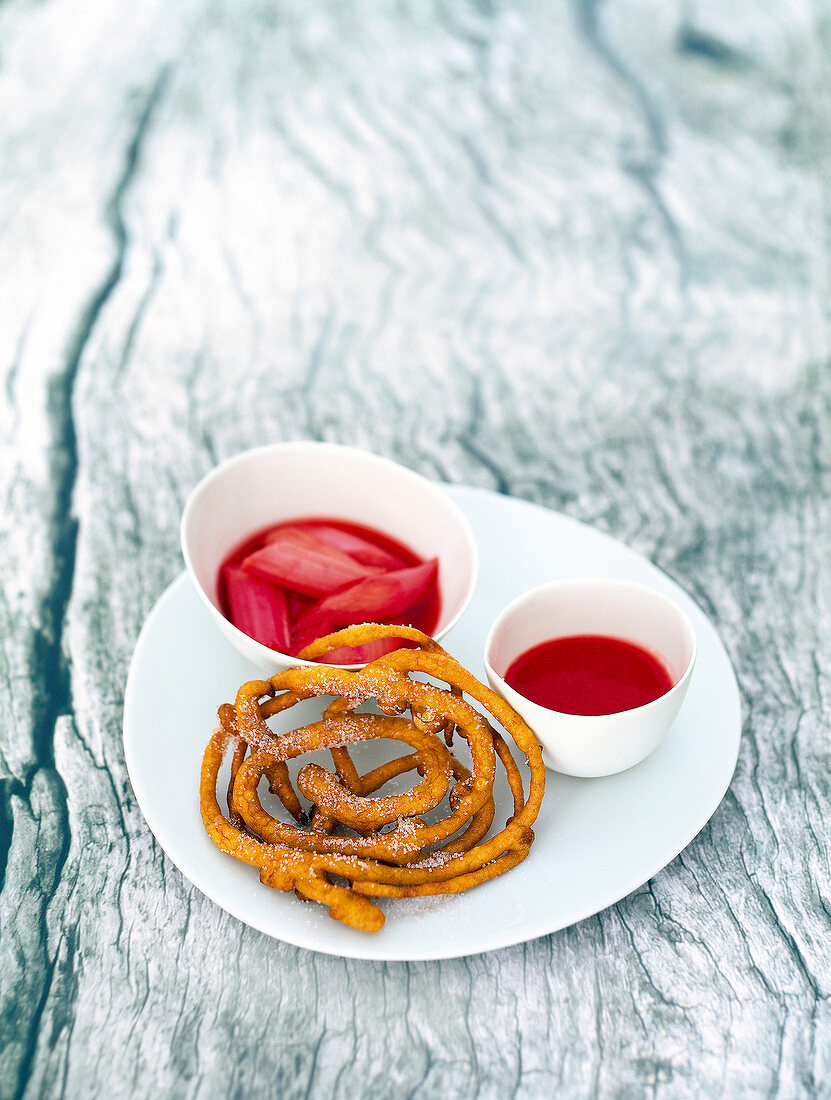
[{"left": 504, "top": 634, "right": 674, "bottom": 716}]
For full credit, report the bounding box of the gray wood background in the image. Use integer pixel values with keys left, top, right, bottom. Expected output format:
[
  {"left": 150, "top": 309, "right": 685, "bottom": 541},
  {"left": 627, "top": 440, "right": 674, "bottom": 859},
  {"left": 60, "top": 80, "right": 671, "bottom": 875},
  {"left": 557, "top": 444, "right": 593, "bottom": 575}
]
[{"left": 2, "top": 0, "right": 829, "bottom": 1096}]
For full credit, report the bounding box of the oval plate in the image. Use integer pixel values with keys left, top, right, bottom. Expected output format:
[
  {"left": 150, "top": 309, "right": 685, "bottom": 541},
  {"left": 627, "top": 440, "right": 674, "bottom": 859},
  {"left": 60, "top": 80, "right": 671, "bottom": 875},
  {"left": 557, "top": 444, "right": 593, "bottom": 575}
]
[{"left": 123, "top": 485, "right": 741, "bottom": 961}]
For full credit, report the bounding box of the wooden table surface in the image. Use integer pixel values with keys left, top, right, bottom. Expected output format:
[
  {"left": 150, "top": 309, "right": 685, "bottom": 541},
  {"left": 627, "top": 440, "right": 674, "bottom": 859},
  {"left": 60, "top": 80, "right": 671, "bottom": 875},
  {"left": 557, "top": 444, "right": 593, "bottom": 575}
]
[{"left": 2, "top": 0, "right": 829, "bottom": 1096}]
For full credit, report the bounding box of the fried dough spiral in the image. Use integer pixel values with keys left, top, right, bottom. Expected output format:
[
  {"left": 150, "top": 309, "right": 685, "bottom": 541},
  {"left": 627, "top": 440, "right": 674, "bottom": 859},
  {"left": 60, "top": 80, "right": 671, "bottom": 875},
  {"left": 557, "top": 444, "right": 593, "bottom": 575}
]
[{"left": 200, "top": 625, "right": 545, "bottom": 933}]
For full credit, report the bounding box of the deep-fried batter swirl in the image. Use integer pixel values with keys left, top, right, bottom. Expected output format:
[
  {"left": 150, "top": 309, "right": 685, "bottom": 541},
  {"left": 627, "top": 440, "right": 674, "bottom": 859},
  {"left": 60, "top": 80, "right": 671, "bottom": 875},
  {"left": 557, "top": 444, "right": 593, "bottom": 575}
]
[{"left": 200, "top": 624, "right": 545, "bottom": 932}]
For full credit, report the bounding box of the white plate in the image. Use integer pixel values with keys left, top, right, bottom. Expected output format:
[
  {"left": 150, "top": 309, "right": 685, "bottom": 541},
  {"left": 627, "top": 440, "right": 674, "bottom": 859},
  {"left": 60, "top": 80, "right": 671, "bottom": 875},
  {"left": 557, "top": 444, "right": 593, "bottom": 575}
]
[{"left": 123, "top": 485, "right": 741, "bottom": 961}]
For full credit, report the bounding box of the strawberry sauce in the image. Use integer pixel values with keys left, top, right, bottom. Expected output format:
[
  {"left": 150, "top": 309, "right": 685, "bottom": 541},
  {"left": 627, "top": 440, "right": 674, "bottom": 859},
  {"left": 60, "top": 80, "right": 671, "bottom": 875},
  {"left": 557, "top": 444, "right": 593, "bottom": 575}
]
[{"left": 504, "top": 634, "right": 674, "bottom": 716}]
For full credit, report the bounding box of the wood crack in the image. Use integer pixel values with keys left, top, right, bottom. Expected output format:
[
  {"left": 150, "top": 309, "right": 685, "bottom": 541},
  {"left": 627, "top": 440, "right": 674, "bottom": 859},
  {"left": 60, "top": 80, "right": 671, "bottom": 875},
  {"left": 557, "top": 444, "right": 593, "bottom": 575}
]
[{"left": 2, "top": 64, "right": 171, "bottom": 1100}]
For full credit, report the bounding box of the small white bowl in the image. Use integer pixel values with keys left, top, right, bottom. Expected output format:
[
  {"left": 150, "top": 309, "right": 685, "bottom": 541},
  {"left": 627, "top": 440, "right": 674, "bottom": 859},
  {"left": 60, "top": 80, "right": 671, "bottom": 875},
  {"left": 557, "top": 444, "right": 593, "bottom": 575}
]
[
  {"left": 181, "top": 442, "right": 478, "bottom": 673},
  {"left": 484, "top": 577, "right": 697, "bottom": 777}
]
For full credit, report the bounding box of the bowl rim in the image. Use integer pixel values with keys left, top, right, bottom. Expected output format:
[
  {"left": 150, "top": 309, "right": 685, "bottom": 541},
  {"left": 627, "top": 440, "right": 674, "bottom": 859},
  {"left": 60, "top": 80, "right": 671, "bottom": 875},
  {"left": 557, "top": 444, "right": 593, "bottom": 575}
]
[
  {"left": 180, "top": 441, "right": 479, "bottom": 670},
  {"left": 483, "top": 575, "right": 698, "bottom": 721}
]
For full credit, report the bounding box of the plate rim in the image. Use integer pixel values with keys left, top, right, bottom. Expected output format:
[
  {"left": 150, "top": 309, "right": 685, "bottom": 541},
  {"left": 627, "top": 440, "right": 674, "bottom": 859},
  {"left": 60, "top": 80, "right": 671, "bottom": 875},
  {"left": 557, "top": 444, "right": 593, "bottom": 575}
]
[{"left": 123, "top": 484, "right": 742, "bottom": 961}]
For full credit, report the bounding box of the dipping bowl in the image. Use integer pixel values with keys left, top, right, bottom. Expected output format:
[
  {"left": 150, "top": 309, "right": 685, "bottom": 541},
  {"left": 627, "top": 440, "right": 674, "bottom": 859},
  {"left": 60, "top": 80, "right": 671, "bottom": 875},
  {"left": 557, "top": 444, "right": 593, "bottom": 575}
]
[{"left": 484, "top": 577, "right": 697, "bottom": 777}]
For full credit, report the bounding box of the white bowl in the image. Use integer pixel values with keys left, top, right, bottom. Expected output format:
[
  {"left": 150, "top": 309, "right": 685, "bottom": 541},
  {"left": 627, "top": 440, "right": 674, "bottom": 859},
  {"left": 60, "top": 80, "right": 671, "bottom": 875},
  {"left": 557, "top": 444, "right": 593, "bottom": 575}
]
[
  {"left": 181, "top": 442, "right": 478, "bottom": 672},
  {"left": 484, "top": 577, "right": 697, "bottom": 777}
]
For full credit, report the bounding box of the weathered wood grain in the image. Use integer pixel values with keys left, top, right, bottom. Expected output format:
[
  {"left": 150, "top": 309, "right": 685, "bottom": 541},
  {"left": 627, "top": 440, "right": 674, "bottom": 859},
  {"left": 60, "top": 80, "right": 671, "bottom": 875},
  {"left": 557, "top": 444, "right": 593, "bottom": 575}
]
[{"left": 1, "top": 0, "right": 829, "bottom": 1096}]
